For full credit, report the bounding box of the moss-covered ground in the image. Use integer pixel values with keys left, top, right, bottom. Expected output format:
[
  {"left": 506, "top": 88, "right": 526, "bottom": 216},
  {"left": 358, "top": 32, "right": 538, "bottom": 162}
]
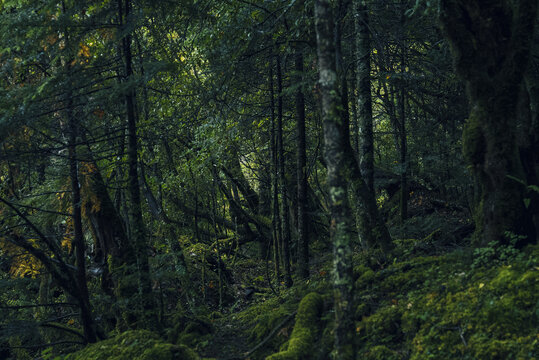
[
  {"left": 39, "top": 209, "right": 537, "bottom": 360},
  {"left": 57, "top": 330, "right": 199, "bottom": 360}
]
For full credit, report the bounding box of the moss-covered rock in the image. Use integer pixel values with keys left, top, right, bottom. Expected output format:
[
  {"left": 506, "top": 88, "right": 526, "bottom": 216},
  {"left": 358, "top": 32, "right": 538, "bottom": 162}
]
[
  {"left": 265, "top": 292, "right": 324, "bottom": 360},
  {"left": 59, "top": 330, "right": 199, "bottom": 360}
]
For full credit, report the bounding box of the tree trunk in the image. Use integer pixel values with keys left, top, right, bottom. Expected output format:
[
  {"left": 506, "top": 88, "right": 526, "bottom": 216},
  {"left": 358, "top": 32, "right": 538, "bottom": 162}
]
[
  {"left": 61, "top": 3, "right": 97, "bottom": 340},
  {"left": 398, "top": 3, "right": 408, "bottom": 224},
  {"left": 355, "top": 0, "right": 374, "bottom": 194},
  {"left": 120, "top": 0, "right": 159, "bottom": 330},
  {"left": 439, "top": 0, "right": 538, "bottom": 246},
  {"left": 354, "top": 0, "right": 392, "bottom": 248},
  {"left": 270, "top": 60, "right": 282, "bottom": 286},
  {"left": 276, "top": 55, "right": 293, "bottom": 288},
  {"left": 67, "top": 92, "right": 97, "bottom": 344},
  {"left": 296, "top": 48, "right": 309, "bottom": 280},
  {"left": 522, "top": 49, "right": 539, "bottom": 242},
  {"left": 315, "top": 0, "right": 355, "bottom": 357}
]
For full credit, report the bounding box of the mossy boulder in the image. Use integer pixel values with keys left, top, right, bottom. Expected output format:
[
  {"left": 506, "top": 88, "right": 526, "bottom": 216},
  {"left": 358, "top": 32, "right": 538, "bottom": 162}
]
[
  {"left": 60, "top": 330, "right": 199, "bottom": 360},
  {"left": 265, "top": 292, "right": 324, "bottom": 360}
]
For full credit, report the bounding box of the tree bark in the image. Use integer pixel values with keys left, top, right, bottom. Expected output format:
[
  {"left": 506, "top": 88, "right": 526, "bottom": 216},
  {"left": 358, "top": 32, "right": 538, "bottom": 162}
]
[
  {"left": 276, "top": 55, "right": 293, "bottom": 288},
  {"left": 296, "top": 48, "right": 309, "bottom": 280},
  {"left": 119, "top": 0, "right": 159, "bottom": 329},
  {"left": 315, "top": 0, "right": 355, "bottom": 357},
  {"left": 67, "top": 90, "right": 97, "bottom": 344},
  {"left": 439, "top": 0, "right": 538, "bottom": 246},
  {"left": 60, "top": 2, "right": 97, "bottom": 340},
  {"left": 355, "top": 0, "right": 374, "bottom": 194},
  {"left": 270, "top": 59, "right": 282, "bottom": 286},
  {"left": 398, "top": 6, "right": 408, "bottom": 224}
]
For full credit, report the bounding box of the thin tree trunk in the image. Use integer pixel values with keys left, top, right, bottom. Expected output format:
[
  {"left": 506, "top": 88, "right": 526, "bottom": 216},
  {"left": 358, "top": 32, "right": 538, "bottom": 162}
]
[
  {"left": 276, "top": 55, "right": 293, "bottom": 288},
  {"left": 335, "top": 0, "right": 350, "bottom": 140},
  {"left": 315, "top": 1, "right": 355, "bottom": 357},
  {"left": 120, "top": 0, "right": 158, "bottom": 330},
  {"left": 355, "top": 0, "right": 374, "bottom": 193},
  {"left": 398, "top": 4, "right": 408, "bottom": 224},
  {"left": 67, "top": 94, "right": 97, "bottom": 344},
  {"left": 296, "top": 49, "right": 309, "bottom": 280},
  {"left": 269, "top": 60, "right": 282, "bottom": 286},
  {"left": 61, "top": 1, "right": 97, "bottom": 340},
  {"left": 354, "top": 0, "right": 383, "bottom": 248}
]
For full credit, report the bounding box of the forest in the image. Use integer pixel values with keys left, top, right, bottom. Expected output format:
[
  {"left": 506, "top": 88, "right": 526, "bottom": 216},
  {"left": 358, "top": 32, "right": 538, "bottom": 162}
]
[{"left": 0, "top": 0, "right": 537, "bottom": 359}]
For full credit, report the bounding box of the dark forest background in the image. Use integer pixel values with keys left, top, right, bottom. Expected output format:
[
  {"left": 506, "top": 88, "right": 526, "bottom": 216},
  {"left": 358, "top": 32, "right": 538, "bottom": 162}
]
[{"left": 0, "top": 1, "right": 537, "bottom": 359}]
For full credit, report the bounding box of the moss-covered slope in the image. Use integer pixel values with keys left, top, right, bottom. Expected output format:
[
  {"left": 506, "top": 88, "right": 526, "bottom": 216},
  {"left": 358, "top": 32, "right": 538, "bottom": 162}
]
[
  {"left": 58, "top": 330, "right": 199, "bottom": 360},
  {"left": 354, "top": 244, "right": 538, "bottom": 359}
]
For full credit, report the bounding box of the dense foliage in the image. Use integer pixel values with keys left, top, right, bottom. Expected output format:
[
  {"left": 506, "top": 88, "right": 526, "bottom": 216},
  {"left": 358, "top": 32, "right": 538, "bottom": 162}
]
[{"left": 0, "top": 0, "right": 537, "bottom": 359}]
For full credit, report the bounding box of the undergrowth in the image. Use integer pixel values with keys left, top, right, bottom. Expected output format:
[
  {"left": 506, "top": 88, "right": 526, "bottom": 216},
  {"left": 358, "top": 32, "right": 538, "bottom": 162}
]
[{"left": 34, "top": 223, "right": 537, "bottom": 360}]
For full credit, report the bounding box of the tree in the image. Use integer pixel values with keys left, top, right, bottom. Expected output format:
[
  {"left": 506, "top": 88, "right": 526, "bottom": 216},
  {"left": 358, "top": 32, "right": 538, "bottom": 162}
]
[
  {"left": 295, "top": 46, "right": 309, "bottom": 280},
  {"left": 439, "top": 0, "right": 538, "bottom": 245},
  {"left": 315, "top": 0, "right": 356, "bottom": 357},
  {"left": 355, "top": 0, "right": 374, "bottom": 194}
]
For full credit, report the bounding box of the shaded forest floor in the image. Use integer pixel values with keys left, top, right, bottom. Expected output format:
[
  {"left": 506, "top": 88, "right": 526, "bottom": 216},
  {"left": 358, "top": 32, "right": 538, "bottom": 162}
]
[{"left": 56, "top": 192, "right": 538, "bottom": 360}]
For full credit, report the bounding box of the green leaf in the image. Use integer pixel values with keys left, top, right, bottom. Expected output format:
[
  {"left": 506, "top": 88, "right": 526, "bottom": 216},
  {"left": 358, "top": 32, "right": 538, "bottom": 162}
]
[{"left": 506, "top": 175, "right": 526, "bottom": 185}]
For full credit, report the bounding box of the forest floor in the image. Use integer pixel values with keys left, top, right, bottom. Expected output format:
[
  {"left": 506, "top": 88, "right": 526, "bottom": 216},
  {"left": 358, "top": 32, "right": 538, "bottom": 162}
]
[
  {"left": 201, "top": 316, "right": 251, "bottom": 360},
  {"left": 192, "top": 190, "right": 537, "bottom": 360},
  {"left": 56, "top": 190, "right": 538, "bottom": 360}
]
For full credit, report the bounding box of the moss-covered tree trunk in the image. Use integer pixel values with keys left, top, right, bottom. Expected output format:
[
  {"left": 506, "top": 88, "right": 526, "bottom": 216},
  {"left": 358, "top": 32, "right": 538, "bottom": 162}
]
[
  {"left": 315, "top": 0, "right": 355, "bottom": 357},
  {"left": 440, "top": 0, "right": 538, "bottom": 246}
]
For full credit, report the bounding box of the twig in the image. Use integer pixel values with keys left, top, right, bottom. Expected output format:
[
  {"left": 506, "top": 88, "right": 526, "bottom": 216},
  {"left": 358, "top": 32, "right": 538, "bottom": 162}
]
[{"left": 458, "top": 326, "right": 467, "bottom": 347}]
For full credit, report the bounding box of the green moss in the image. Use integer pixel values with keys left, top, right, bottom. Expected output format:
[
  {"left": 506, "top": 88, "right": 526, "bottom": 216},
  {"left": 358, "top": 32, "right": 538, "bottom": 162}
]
[
  {"left": 140, "top": 343, "right": 199, "bottom": 360},
  {"left": 462, "top": 106, "right": 486, "bottom": 167},
  {"left": 171, "top": 317, "right": 213, "bottom": 350},
  {"left": 360, "top": 305, "right": 403, "bottom": 343},
  {"left": 404, "top": 253, "right": 538, "bottom": 359},
  {"left": 364, "top": 345, "right": 401, "bottom": 360},
  {"left": 265, "top": 292, "right": 324, "bottom": 360},
  {"left": 249, "top": 304, "right": 291, "bottom": 343},
  {"left": 353, "top": 245, "right": 538, "bottom": 359},
  {"left": 354, "top": 264, "right": 375, "bottom": 288},
  {"left": 60, "top": 330, "right": 199, "bottom": 360},
  {"left": 355, "top": 303, "right": 369, "bottom": 318}
]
